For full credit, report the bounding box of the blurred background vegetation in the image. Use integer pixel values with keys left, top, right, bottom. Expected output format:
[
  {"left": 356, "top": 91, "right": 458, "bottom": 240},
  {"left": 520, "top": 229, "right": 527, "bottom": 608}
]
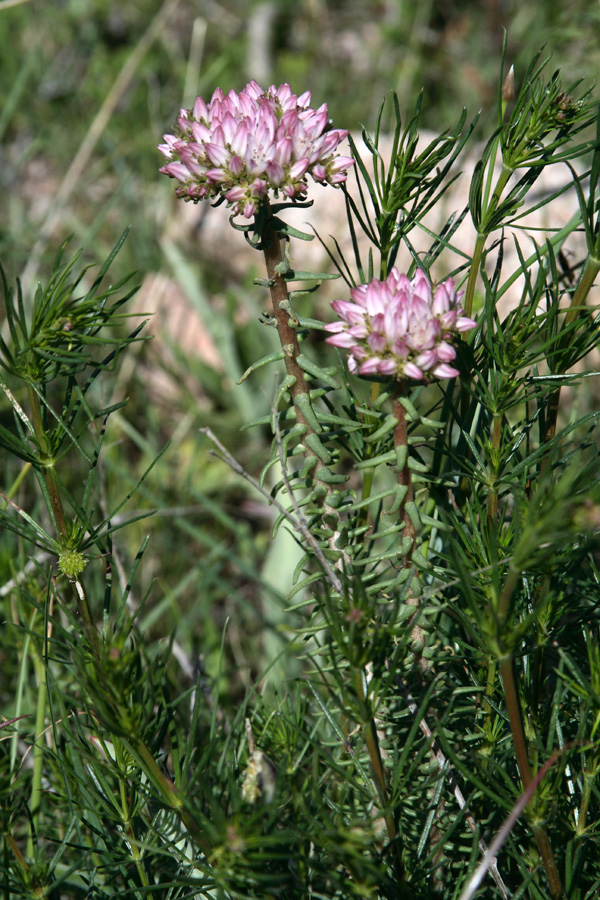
[{"left": 1, "top": 0, "right": 599, "bottom": 700}]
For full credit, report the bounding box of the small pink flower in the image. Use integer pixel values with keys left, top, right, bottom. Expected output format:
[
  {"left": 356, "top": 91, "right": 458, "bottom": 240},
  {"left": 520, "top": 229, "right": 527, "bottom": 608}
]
[
  {"left": 325, "top": 269, "right": 477, "bottom": 382},
  {"left": 159, "top": 82, "right": 354, "bottom": 218}
]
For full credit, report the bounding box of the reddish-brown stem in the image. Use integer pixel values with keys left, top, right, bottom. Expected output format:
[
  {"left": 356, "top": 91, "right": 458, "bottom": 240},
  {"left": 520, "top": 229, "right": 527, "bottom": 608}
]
[
  {"left": 261, "top": 223, "right": 315, "bottom": 431},
  {"left": 498, "top": 566, "right": 563, "bottom": 896},
  {"left": 499, "top": 657, "right": 563, "bottom": 898},
  {"left": 498, "top": 658, "right": 533, "bottom": 793},
  {"left": 261, "top": 223, "right": 405, "bottom": 889},
  {"left": 392, "top": 392, "right": 415, "bottom": 557},
  {"left": 260, "top": 218, "right": 353, "bottom": 568},
  {"left": 540, "top": 254, "right": 600, "bottom": 478}
]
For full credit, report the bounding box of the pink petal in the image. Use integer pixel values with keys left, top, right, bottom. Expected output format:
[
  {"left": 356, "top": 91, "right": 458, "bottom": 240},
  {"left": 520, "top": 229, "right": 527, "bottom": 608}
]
[
  {"left": 191, "top": 121, "right": 212, "bottom": 143},
  {"left": 368, "top": 332, "right": 387, "bottom": 352},
  {"left": 229, "top": 155, "right": 244, "bottom": 176},
  {"left": 224, "top": 186, "right": 245, "bottom": 201},
  {"left": 455, "top": 316, "right": 478, "bottom": 332},
  {"left": 404, "top": 362, "right": 424, "bottom": 381},
  {"left": 266, "top": 161, "right": 285, "bottom": 185},
  {"left": 205, "top": 142, "right": 230, "bottom": 167},
  {"left": 325, "top": 332, "right": 359, "bottom": 349},
  {"left": 414, "top": 349, "right": 438, "bottom": 370},
  {"left": 330, "top": 299, "right": 366, "bottom": 326},
  {"left": 358, "top": 357, "right": 384, "bottom": 375},
  {"left": 231, "top": 122, "right": 248, "bottom": 157},
  {"left": 160, "top": 162, "right": 190, "bottom": 182},
  {"left": 329, "top": 155, "right": 354, "bottom": 172},
  {"left": 289, "top": 158, "right": 310, "bottom": 180},
  {"left": 436, "top": 342, "right": 457, "bottom": 363},
  {"left": 432, "top": 363, "right": 459, "bottom": 379},
  {"left": 376, "top": 358, "right": 399, "bottom": 375},
  {"left": 205, "top": 168, "right": 229, "bottom": 184},
  {"left": 192, "top": 96, "right": 208, "bottom": 120},
  {"left": 432, "top": 281, "right": 453, "bottom": 315}
]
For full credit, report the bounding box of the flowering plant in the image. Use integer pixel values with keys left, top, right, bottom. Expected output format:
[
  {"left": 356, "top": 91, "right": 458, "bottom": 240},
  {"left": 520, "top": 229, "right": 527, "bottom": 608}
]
[
  {"left": 158, "top": 81, "right": 354, "bottom": 218},
  {"left": 4, "top": 41, "right": 600, "bottom": 900}
]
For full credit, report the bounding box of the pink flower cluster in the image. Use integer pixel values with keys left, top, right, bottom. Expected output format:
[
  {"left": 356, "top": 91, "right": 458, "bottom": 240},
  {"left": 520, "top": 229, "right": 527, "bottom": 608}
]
[
  {"left": 325, "top": 268, "right": 477, "bottom": 381},
  {"left": 158, "top": 81, "right": 353, "bottom": 218}
]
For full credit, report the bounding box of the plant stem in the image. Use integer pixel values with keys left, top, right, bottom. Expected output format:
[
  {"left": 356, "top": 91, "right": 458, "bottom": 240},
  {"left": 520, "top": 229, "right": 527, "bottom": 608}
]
[
  {"left": 498, "top": 658, "right": 563, "bottom": 898},
  {"left": 73, "top": 578, "right": 100, "bottom": 663},
  {"left": 464, "top": 164, "right": 514, "bottom": 318},
  {"left": 488, "top": 412, "right": 502, "bottom": 525},
  {"left": 352, "top": 668, "right": 406, "bottom": 889},
  {"left": 480, "top": 657, "right": 498, "bottom": 771},
  {"left": 261, "top": 222, "right": 316, "bottom": 434},
  {"left": 26, "top": 648, "right": 47, "bottom": 859},
  {"left": 498, "top": 658, "right": 533, "bottom": 793},
  {"left": 27, "top": 383, "right": 68, "bottom": 539},
  {"left": 464, "top": 233, "right": 487, "bottom": 320},
  {"left": 357, "top": 382, "right": 381, "bottom": 529},
  {"left": 497, "top": 568, "right": 563, "bottom": 897},
  {"left": 541, "top": 254, "right": 600, "bottom": 477},
  {"left": 26, "top": 384, "right": 100, "bottom": 656},
  {"left": 260, "top": 217, "right": 350, "bottom": 564},
  {"left": 392, "top": 392, "right": 415, "bottom": 558},
  {"left": 124, "top": 734, "right": 212, "bottom": 855},
  {"left": 114, "top": 739, "right": 150, "bottom": 887},
  {"left": 576, "top": 763, "right": 596, "bottom": 837}
]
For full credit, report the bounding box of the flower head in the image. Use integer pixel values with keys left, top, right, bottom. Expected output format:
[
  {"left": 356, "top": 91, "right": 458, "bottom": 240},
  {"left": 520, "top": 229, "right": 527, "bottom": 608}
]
[
  {"left": 159, "top": 82, "right": 354, "bottom": 218},
  {"left": 325, "top": 268, "right": 477, "bottom": 381}
]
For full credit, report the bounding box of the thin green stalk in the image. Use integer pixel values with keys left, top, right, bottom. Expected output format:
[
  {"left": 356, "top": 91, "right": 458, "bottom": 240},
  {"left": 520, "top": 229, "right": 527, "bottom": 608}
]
[
  {"left": 26, "top": 646, "right": 47, "bottom": 858},
  {"left": 2, "top": 462, "right": 31, "bottom": 505},
  {"left": 124, "top": 734, "right": 212, "bottom": 856},
  {"left": 10, "top": 607, "right": 35, "bottom": 774},
  {"left": 576, "top": 763, "right": 597, "bottom": 838},
  {"left": 541, "top": 253, "right": 600, "bottom": 475},
  {"left": 498, "top": 658, "right": 534, "bottom": 793},
  {"left": 463, "top": 233, "right": 486, "bottom": 320},
  {"left": 73, "top": 578, "right": 100, "bottom": 663},
  {"left": 352, "top": 668, "right": 406, "bottom": 890},
  {"left": 464, "top": 165, "right": 514, "bottom": 318},
  {"left": 26, "top": 384, "right": 100, "bottom": 658},
  {"left": 393, "top": 390, "right": 427, "bottom": 677},
  {"left": 481, "top": 67, "right": 513, "bottom": 214},
  {"left": 488, "top": 412, "right": 502, "bottom": 525},
  {"left": 26, "top": 383, "right": 68, "bottom": 540},
  {"left": 531, "top": 573, "right": 551, "bottom": 717},
  {"left": 480, "top": 657, "right": 498, "bottom": 771},
  {"left": 114, "top": 739, "right": 150, "bottom": 888},
  {"left": 497, "top": 568, "right": 520, "bottom": 625}
]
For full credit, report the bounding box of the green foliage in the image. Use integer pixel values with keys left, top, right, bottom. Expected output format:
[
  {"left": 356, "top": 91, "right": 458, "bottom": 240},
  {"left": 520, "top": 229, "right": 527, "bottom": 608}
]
[{"left": 2, "top": 11, "right": 600, "bottom": 900}]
